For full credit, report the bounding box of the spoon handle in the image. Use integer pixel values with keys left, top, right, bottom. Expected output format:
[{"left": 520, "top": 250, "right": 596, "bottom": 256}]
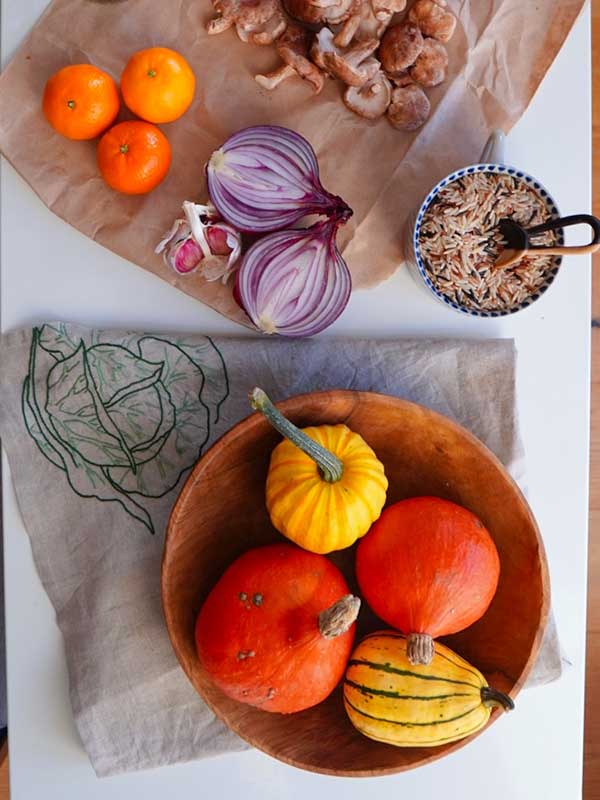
[
  {"left": 527, "top": 243, "right": 600, "bottom": 257},
  {"left": 526, "top": 213, "right": 600, "bottom": 245}
]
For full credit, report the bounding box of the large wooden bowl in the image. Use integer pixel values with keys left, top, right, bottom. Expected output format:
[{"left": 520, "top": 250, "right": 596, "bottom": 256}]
[{"left": 162, "top": 391, "right": 549, "bottom": 777}]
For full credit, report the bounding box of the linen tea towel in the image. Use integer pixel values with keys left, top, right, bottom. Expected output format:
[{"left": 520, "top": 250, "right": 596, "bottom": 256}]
[{"left": 0, "top": 323, "right": 561, "bottom": 776}]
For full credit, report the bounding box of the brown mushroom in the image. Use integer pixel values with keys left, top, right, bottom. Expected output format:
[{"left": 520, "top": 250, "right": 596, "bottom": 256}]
[
  {"left": 326, "top": 0, "right": 361, "bottom": 25},
  {"left": 352, "top": 0, "right": 392, "bottom": 41},
  {"left": 207, "top": 0, "right": 280, "bottom": 37},
  {"left": 310, "top": 27, "right": 340, "bottom": 71},
  {"left": 343, "top": 70, "right": 392, "bottom": 118},
  {"left": 323, "top": 38, "right": 380, "bottom": 86},
  {"left": 371, "top": 0, "right": 406, "bottom": 21},
  {"left": 251, "top": 11, "right": 288, "bottom": 44},
  {"left": 282, "top": 0, "right": 319, "bottom": 23},
  {"left": 207, "top": 15, "right": 234, "bottom": 34},
  {"left": 390, "top": 70, "right": 414, "bottom": 87},
  {"left": 334, "top": 13, "right": 362, "bottom": 47},
  {"left": 283, "top": 0, "right": 358, "bottom": 26},
  {"left": 409, "top": 37, "right": 448, "bottom": 86},
  {"left": 379, "top": 22, "right": 424, "bottom": 76},
  {"left": 387, "top": 83, "right": 430, "bottom": 130},
  {"left": 255, "top": 25, "right": 325, "bottom": 92},
  {"left": 333, "top": 0, "right": 397, "bottom": 46},
  {"left": 408, "top": 0, "right": 457, "bottom": 43}
]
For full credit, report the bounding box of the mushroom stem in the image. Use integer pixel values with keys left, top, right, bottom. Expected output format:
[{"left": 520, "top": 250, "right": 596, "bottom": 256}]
[
  {"left": 255, "top": 63, "right": 296, "bottom": 90},
  {"left": 334, "top": 13, "right": 361, "bottom": 47}
]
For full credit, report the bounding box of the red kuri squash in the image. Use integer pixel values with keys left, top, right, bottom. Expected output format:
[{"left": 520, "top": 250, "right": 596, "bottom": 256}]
[
  {"left": 356, "top": 497, "right": 500, "bottom": 665},
  {"left": 195, "top": 543, "right": 360, "bottom": 713}
]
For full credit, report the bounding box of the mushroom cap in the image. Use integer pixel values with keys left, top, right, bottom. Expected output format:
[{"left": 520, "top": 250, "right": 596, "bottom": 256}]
[
  {"left": 387, "top": 83, "right": 431, "bottom": 130},
  {"left": 343, "top": 71, "right": 392, "bottom": 118},
  {"left": 325, "top": 0, "right": 360, "bottom": 24},
  {"left": 323, "top": 52, "right": 365, "bottom": 86},
  {"left": 310, "top": 27, "right": 339, "bottom": 70},
  {"left": 216, "top": 0, "right": 279, "bottom": 26},
  {"left": 355, "top": 1, "right": 391, "bottom": 41},
  {"left": 409, "top": 37, "right": 448, "bottom": 86},
  {"left": 207, "top": 15, "right": 235, "bottom": 34},
  {"left": 276, "top": 21, "right": 310, "bottom": 57},
  {"left": 283, "top": 0, "right": 356, "bottom": 25},
  {"left": 408, "top": 0, "right": 457, "bottom": 43},
  {"left": 371, "top": 0, "right": 406, "bottom": 20},
  {"left": 379, "top": 22, "right": 424, "bottom": 75},
  {"left": 283, "top": 0, "right": 325, "bottom": 25},
  {"left": 390, "top": 70, "right": 414, "bottom": 87}
]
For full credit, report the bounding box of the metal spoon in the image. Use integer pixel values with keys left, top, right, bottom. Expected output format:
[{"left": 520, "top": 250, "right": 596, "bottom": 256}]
[{"left": 495, "top": 214, "right": 600, "bottom": 269}]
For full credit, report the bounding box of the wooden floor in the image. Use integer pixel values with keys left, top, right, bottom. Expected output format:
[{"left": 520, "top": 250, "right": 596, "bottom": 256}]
[
  {"left": 584, "top": 2, "right": 600, "bottom": 798},
  {"left": 0, "top": 9, "right": 596, "bottom": 800}
]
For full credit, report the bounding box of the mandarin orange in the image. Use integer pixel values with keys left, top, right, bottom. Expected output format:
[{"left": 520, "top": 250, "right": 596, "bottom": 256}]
[
  {"left": 97, "top": 120, "right": 171, "bottom": 195},
  {"left": 120, "top": 47, "right": 195, "bottom": 124},
  {"left": 42, "top": 64, "right": 120, "bottom": 140}
]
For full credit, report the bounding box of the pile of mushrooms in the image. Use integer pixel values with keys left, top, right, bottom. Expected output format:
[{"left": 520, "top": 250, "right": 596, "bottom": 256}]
[{"left": 207, "top": 0, "right": 457, "bottom": 130}]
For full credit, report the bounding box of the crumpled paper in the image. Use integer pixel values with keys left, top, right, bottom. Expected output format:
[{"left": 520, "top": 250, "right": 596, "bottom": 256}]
[{"left": 0, "top": 0, "right": 585, "bottom": 327}]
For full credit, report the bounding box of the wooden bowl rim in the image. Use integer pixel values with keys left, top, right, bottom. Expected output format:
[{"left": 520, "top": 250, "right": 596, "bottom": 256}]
[{"left": 162, "top": 389, "right": 550, "bottom": 777}]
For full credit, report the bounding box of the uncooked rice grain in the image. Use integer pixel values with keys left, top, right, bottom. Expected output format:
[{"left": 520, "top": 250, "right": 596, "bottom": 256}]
[{"left": 418, "top": 173, "right": 558, "bottom": 312}]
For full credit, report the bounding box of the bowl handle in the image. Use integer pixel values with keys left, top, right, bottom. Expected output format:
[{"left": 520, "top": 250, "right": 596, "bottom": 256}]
[{"left": 480, "top": 130, "right": 506, "bottom": 165}]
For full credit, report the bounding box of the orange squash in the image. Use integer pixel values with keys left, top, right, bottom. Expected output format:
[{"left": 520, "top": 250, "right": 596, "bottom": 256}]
[
  {"left": 195, "top": 543, "right": 360, "bottom": 713},
  {"left": 356, "top": 497, "right": 500, "bottom": 665}
]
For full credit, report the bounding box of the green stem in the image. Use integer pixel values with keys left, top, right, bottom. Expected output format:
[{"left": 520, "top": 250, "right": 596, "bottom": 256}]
[
  {"left": 250, "top": 387, "right": 343, "bottom": 483},
  {"left": 481, "top": 686, "right": 515, "bottom": 712}
]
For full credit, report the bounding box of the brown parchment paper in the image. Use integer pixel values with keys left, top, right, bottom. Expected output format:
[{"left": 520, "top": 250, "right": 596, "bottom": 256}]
[{"left": 0, "top": 0, "right": 585, "bottom": 327}]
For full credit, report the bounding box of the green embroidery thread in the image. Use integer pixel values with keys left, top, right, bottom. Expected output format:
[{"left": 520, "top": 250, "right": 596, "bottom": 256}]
[{"left": 22, "top": 324, "right": 230, "bottom": 535}]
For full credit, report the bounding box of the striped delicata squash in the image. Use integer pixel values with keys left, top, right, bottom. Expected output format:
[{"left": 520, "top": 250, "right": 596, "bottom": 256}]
[{"left": 344, "top": 631, "right": 514, "bottom": 747}]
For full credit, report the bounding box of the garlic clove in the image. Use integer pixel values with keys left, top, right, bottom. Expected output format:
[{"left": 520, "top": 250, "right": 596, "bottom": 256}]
[
  {"left": 171, "top": 238, "right": 204, "bottom": 274},
  {"left": 157, "top": 201, "right": 243, "bottom": 282}
]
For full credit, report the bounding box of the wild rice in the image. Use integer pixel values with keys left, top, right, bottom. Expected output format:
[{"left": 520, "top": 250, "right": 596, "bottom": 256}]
[{"left": 418, "top": 173, "right": 558, "bottom": 312}]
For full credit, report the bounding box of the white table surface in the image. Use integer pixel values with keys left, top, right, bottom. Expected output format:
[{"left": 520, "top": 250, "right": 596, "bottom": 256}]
[{"left": 1, "top": 2, "right": 592, "bottom": 798}]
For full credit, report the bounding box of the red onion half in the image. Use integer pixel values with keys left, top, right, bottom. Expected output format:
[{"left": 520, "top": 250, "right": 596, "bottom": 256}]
[
  {"left": 236, "top": 219, "right": 351, "bottom": 337},
  {"left": 206, "top": 125, "right": 352, "bottom": 233}
]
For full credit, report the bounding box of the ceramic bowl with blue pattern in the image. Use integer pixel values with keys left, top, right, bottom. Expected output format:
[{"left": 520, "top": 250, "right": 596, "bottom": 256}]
[{"left": 406, "top": 163, "right": 564, "bottom": 318}]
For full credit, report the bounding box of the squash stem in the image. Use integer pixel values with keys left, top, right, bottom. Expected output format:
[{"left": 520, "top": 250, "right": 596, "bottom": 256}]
[
  {"left": 318, "top": 595, "right": 361, "bottom": 639},
  {"left": 407, "top": 633, "right": 434, "bottom": 665},
  {"left": 250, "top": 387, "right": 344, "bottom": 483},
  {"left": 481, "top": 686, "right": 515, "bottom": 712}
]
